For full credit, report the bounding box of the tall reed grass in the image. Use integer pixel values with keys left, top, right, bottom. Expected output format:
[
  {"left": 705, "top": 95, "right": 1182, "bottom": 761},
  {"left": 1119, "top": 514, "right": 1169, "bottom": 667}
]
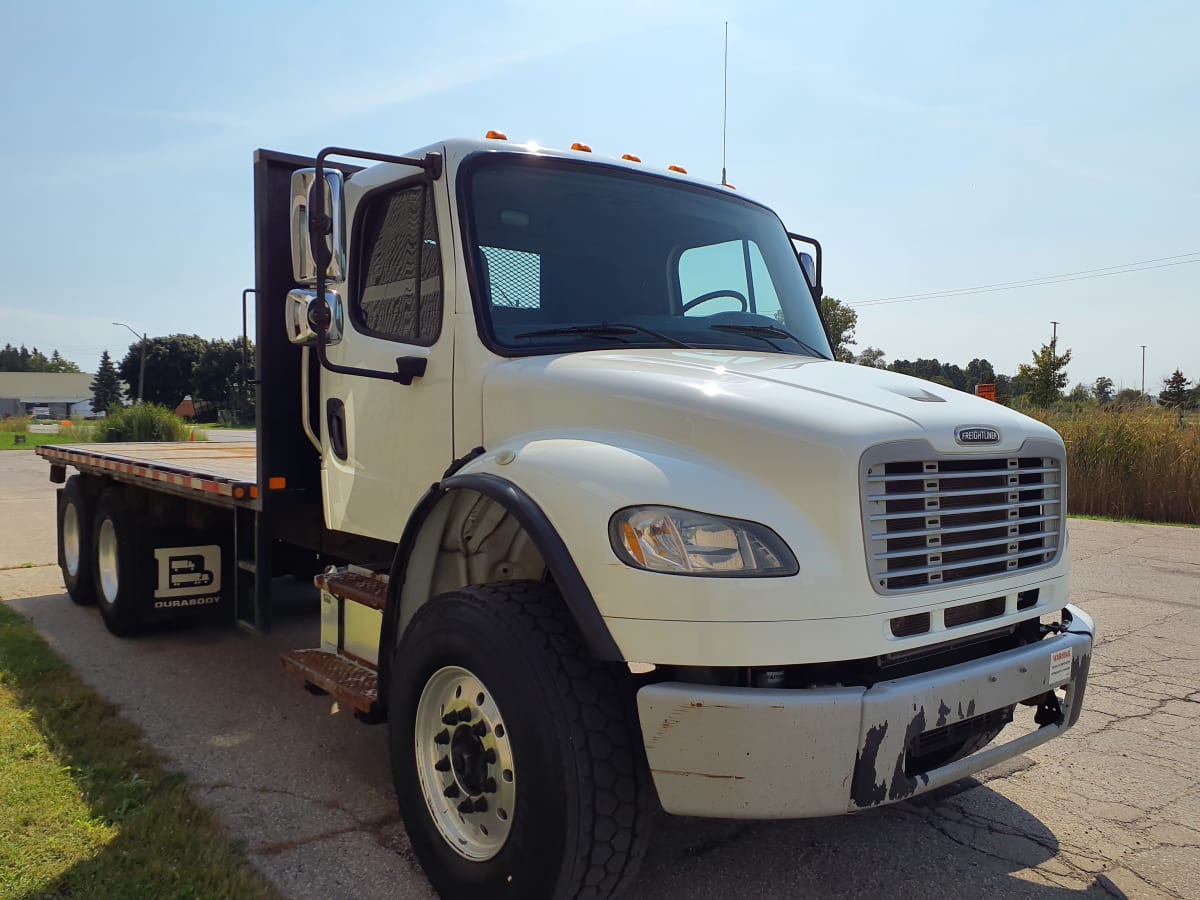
[
  {"left": 0, "top": 415, "right": 30, "bottom": 433},
  {"left": 1034, "top": 408, "right": 1199, "bottom": 524},
  {"left": 100, "top": 404, "right": 192, "bottom": 442}
]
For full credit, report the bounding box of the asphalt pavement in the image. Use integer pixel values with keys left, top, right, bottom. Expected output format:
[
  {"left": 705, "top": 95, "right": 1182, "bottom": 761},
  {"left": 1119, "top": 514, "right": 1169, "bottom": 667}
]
[{"left": 1, "top": 448, "right": 1197, "bottom": 899}]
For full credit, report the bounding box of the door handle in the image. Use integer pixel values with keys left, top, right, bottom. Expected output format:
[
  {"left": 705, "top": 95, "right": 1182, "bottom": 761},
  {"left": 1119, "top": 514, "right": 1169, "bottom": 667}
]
[
  {"left": 326, "top": 398, "right": 348, "bottom": 461},
  {"left": 395, "top": 356, "right": 428, "bottom": 385}
]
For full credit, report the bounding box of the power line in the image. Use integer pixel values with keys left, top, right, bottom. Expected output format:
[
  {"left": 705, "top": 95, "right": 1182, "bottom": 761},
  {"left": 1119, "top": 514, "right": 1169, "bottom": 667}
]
[{"left": 848, "top": 251, "right": 1200, "bottom": 308}]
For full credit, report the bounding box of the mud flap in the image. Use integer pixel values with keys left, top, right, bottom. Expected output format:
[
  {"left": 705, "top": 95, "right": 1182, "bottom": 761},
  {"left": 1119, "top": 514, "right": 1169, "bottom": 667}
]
[{"left": 136, "top": 528, "right": 234, "bottom": 624}]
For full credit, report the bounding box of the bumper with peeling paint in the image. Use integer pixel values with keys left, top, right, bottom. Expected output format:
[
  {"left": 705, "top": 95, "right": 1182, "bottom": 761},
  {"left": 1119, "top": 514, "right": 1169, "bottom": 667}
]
[{"left": 637, "top": 605, "right": 1093, "bottom": 819}]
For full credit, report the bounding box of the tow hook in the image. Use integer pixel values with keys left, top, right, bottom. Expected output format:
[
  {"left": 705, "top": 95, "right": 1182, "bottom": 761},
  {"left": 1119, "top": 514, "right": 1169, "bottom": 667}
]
[{"left": 1032, "top": 691, "right": 1064, "bottom": 727}]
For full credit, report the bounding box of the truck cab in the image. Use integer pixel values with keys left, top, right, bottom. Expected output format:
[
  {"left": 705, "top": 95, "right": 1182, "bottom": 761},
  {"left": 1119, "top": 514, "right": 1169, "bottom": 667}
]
[{"left": 47, "top": 136, "right": 1094, "bottom": 900}]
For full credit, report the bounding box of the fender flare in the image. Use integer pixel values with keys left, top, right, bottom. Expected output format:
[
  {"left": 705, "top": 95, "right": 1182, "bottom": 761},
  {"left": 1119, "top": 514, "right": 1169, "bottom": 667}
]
[{"left": 378, "top": 472, "right": 624, "bottom": 712}]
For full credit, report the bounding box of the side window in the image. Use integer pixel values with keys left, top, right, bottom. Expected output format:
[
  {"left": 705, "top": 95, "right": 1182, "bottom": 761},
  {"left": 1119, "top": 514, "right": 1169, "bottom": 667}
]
[
  {"left": 354, "top": 185, "right": 442, "bottom": 344},
  {"left": 678, "top": 239, "right": 782, "bottom": 320}
]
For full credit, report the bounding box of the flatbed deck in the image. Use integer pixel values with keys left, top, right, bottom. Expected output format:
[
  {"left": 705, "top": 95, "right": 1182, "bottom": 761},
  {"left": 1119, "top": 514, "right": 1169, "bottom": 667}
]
[{"left": 38, "top": 441, "right": 260, "bottom": 506}]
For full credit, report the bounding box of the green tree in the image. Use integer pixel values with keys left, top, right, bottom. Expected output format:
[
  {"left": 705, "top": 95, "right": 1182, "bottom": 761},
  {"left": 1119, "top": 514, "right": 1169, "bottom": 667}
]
[
  {"left": 119, "top": 334, "right": 207, "bottom": 408},
  {"left": 1067, "top": 382, "right": 1091, "bottom": 403},
  {"left": 1092, "top": 376, "right": 1114, "bottom": 404},
  {"left": 994, "top": 373, "right": 1015, "bottom": 404},
  {"left": 193, "top": 338, "right": 255, "bottom": 419},
  {"left": 854, "top": 346, "right": 886, "bottom": 368},
  {"left": 90, "top": 350, "right": 124, "bottom": 414},
  {"left": 820, "top": 296, "right": 858, "bottom": 362},
  {"left": 45, "top": 349, "right": 82, "bottom": 373},
  {"left": 1114, "top": 387, "right": 1146, "bottom": 407},
  {"left": 1016, "top": 338, "right": 1072, "bottom": 407},
  {"left": 1159, "top": 369, "right": 1195, "bottom": 409},
  {"left": 0, "top": 343, "right": 24, "bottom": 371},
  {"left": 965, "top": 358, "right": 996, "bottom": 394},
  {"left": 26, "top": 347, "right": 50, "bottom": 371}
]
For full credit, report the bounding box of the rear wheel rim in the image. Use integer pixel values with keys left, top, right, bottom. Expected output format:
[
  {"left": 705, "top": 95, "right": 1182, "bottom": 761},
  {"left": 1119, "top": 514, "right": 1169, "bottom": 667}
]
[
  {"left": 414, "top": 665, "right": 516, "bottom": 861},
  {"left": 97, "top": 518, "right": 119, "bottom": 604},
  {"left": 63, "top": 503, "right": 80, "bottom": 577}
]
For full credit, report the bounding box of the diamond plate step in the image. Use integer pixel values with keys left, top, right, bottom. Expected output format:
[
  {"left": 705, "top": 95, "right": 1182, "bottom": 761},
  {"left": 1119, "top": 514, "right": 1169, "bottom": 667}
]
[
  {"left": 314, "top": 569, "right": 388, "bottom": 610},
  {"left": 281, "top": 648, "right": 379, "bottom": 716}
]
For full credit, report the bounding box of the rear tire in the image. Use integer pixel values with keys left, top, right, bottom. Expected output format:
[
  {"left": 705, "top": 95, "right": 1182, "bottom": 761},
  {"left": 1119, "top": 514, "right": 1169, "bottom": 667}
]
[
  {"left": 92, "top": 488, "right": 142, "bottom": 637},
  {"left": 389, "top": 581, "right": 652, "bottom": 900},
  {"left": 59, "top": 476, "right": 96, "bottom": 605}
]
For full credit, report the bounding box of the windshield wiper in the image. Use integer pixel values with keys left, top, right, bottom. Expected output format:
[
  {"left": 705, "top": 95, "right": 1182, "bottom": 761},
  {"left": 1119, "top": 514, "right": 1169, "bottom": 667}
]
[
  {"left": 707, "top": 323, "right": 827, "bottom": 358},
  {"left": 514, "top": 323, "right": 695, "bottom": 350}
]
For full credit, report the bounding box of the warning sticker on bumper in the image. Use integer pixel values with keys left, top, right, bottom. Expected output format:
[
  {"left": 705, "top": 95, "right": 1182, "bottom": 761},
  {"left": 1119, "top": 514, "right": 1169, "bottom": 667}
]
[{"left": 1049, "top": 646, "right": 1073, "bottom": 686}]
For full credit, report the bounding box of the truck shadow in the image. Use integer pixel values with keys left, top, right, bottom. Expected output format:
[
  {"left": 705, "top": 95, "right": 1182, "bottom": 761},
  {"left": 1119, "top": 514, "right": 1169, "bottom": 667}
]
[{"left": 635, "top": 776, "right": 1126, "bottom": 898}]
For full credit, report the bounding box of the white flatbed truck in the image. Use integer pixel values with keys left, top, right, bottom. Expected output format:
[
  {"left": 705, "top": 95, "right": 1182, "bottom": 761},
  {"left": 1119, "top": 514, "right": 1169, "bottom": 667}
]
[{"left": 40, "top": 137, "right": 1094, "bottom": 899}]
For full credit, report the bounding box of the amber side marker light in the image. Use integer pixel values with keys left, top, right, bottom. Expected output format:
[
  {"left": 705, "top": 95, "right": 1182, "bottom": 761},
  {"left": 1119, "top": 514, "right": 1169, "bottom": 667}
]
[
  {"left": 668, "top": 164, "right": 688, "bottom": 174},
  {"left": 268, "top": 476, "right": 287, "bottom": 490},
  {"left": 485, "top": 130, "right": 508, "bottom": 140},
  {"left": 571, "top": 142, "right": 593, "bottom": 152},
  {"left": 620, "top": 522, "right": 647, "bottom": 566}
]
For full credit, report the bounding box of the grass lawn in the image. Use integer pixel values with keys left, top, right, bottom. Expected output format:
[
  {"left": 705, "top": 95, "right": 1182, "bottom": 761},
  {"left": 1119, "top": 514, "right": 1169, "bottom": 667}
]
[
  {"left": 0, "top": 432, "right": 92, "bottom": 451},
  {"left": 0, "top": 602, "right": 276, "bottom": 899}
]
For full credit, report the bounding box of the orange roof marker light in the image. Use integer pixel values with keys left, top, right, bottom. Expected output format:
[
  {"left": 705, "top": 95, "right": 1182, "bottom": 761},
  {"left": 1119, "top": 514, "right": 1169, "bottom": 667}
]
[
  {"left": 668, "top": 165, "right": 688, "bottom": 174},
  {"left": 723, "top": 183, "right": 737, "bottom": 190},
  {"left": 621, "top": 153, "right": 642, "bottom": 162},
  {"left": 485, "top": 130, "right": 508, "bottom": 141},
  {"left": 570, "top": 142, "right": 593, "bottom": 152}
]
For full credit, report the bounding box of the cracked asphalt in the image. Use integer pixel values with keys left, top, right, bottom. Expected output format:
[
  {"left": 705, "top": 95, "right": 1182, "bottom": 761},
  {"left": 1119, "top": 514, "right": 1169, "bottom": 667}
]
[{"left": 2, "top": 449, "right": 1197, "bottom": 898}]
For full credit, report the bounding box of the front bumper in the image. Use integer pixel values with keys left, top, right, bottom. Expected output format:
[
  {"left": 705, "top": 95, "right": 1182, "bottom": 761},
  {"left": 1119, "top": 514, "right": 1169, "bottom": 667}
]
[{"left": 637, "top": 605, "right": 1093, "bottom": 819}]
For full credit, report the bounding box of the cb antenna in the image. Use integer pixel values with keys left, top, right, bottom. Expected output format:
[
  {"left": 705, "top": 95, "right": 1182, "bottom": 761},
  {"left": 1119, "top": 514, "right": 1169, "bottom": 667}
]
[{"left": 721, "top": 21, "right": 729, "bottom": 186}]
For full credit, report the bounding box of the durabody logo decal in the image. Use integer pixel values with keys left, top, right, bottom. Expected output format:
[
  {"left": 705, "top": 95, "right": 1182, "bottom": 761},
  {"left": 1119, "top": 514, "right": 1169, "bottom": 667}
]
[
  {"left": 154, "top": 545, "right": 220, "bottom": 599},
  {"left": 954, "top": 426, "right": 1001, "bottom": 445}
]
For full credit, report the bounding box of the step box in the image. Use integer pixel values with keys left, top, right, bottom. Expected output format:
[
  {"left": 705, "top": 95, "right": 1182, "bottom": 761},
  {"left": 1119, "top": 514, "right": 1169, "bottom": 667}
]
[
  {"left": 316, "top": 565, "right": 388, "bottom": 667},
  {"left": 279, "top": 566, "right": 389, "bottom": 718}
]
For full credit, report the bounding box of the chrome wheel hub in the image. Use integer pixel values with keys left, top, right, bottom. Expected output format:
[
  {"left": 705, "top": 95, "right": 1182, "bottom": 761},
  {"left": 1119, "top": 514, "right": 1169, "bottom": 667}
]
[
  {"left": 97, "top": 518, "right": 119, "bottom": 604},
  {"left": 63, "top": 503, "right": 80, "bottom": 577},
  {"left": 415, "top": 666, "right": 516, "bottom": 861}
]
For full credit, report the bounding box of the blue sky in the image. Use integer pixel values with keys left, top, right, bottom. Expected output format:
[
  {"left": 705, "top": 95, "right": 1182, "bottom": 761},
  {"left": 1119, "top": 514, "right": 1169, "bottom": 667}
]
[{"left": 2, "top": 0, "right": 1197, "bottom": 392}]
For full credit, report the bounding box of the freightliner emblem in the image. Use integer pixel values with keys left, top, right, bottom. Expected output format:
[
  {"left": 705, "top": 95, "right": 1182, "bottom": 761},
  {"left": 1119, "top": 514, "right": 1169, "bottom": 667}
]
[{"left": 955, "top": 426, "right": 1001, "bottom": 445}]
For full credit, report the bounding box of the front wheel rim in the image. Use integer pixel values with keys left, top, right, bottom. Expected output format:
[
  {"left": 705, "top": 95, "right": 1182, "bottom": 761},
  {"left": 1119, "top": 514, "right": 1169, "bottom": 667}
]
[
  {"left": 414, "top": 665, "right": 516, "bottom": 861},
  {"left": 97, "top": 518, "right": 119, "bottom": 604}
]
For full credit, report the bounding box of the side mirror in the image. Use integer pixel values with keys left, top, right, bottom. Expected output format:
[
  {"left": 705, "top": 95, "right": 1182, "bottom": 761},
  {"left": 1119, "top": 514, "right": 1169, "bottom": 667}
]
[
  {"left": 285, "top": 289, "right": 343, "bottom": 346},
  {"left": 290, "top": 168, "right": 347, "bottom": 285},
  {"left": 798, "top": 252, "right": 817, "bottom": 288}
]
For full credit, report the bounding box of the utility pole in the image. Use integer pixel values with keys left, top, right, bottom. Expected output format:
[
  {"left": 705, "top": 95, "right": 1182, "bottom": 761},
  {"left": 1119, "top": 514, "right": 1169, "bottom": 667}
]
[
  {"left": 113, "top": 322, "right": 147, "bottom": 403},
  {"left": 1141, "top": 345, "right": 1147, "bottom": 397},
  {"left": 1050, "top": 321, "right": 1059, "bottom": 343}
]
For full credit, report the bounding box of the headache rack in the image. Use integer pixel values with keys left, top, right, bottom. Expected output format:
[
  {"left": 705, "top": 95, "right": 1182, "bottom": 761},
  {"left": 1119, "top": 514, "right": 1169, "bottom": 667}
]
[{"left": 861, "top": 438, "right": 1064, "bottom": 594}]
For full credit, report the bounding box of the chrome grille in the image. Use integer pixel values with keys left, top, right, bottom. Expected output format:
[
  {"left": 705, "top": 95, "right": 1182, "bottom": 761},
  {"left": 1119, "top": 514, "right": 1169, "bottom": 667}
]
[{"left": 861, "top": 439, "right": 1064, "bottom": 594}]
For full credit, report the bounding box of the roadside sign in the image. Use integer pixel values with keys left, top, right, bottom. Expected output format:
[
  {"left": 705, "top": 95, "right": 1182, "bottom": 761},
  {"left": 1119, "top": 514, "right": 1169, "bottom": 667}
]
[{"left": 975, "top": 383, "right": 996, "bottom": 402}]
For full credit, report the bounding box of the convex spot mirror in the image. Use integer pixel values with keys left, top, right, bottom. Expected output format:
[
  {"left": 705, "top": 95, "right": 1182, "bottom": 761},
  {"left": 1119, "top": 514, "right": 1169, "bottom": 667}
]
[
  {"left": 285, "top": 289, "right": 343, "bottom": 346},
  {"left": 291, "top": 168, "right": 347, "bottom": 285}
]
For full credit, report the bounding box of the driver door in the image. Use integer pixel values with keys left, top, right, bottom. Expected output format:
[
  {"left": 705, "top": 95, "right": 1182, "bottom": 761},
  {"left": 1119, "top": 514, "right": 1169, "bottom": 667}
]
[{"left": 320, "top": 171, "right": 454, "bottom": 541}]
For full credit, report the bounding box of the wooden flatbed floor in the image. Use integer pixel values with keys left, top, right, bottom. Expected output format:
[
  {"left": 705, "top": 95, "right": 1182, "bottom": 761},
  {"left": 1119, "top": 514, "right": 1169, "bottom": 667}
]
[{"left": 38, "top": 441, "right": 260, "bottom": 506}]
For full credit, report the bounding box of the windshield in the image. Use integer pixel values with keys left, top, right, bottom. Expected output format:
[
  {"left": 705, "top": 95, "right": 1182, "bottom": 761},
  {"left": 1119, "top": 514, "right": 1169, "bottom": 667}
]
[{"left": 462, "top": 155, "right": 832, "bottom": 358}]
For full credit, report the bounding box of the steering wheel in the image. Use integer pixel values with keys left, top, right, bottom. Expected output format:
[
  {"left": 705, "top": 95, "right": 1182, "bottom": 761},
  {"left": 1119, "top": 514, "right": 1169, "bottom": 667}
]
[{"left": 682, "top": 289, "right": 749, "bottom": 313}]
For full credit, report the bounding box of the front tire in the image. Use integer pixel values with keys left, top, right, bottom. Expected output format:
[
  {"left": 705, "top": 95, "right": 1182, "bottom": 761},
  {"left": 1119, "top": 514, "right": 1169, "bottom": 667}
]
[
  {"left": 389, "top": 582, "right": 651, "bottom": 900},
  {"left": 59, "top": 476, "right": 96, "bottom": 605},
  {"left": 91, "top": 488, "right": 142, "bottom": 637}
]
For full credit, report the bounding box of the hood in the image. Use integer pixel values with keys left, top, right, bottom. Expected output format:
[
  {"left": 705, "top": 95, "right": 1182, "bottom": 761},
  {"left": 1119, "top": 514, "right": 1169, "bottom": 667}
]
[{"left": 482, "top": 349, "right": 1058, "bottom": 456}]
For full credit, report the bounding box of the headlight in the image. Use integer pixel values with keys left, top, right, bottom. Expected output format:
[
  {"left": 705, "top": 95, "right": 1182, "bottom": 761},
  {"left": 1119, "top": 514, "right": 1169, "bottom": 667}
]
[{"left": 608, "top": 506, "right": 798, "bottom": 577}]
